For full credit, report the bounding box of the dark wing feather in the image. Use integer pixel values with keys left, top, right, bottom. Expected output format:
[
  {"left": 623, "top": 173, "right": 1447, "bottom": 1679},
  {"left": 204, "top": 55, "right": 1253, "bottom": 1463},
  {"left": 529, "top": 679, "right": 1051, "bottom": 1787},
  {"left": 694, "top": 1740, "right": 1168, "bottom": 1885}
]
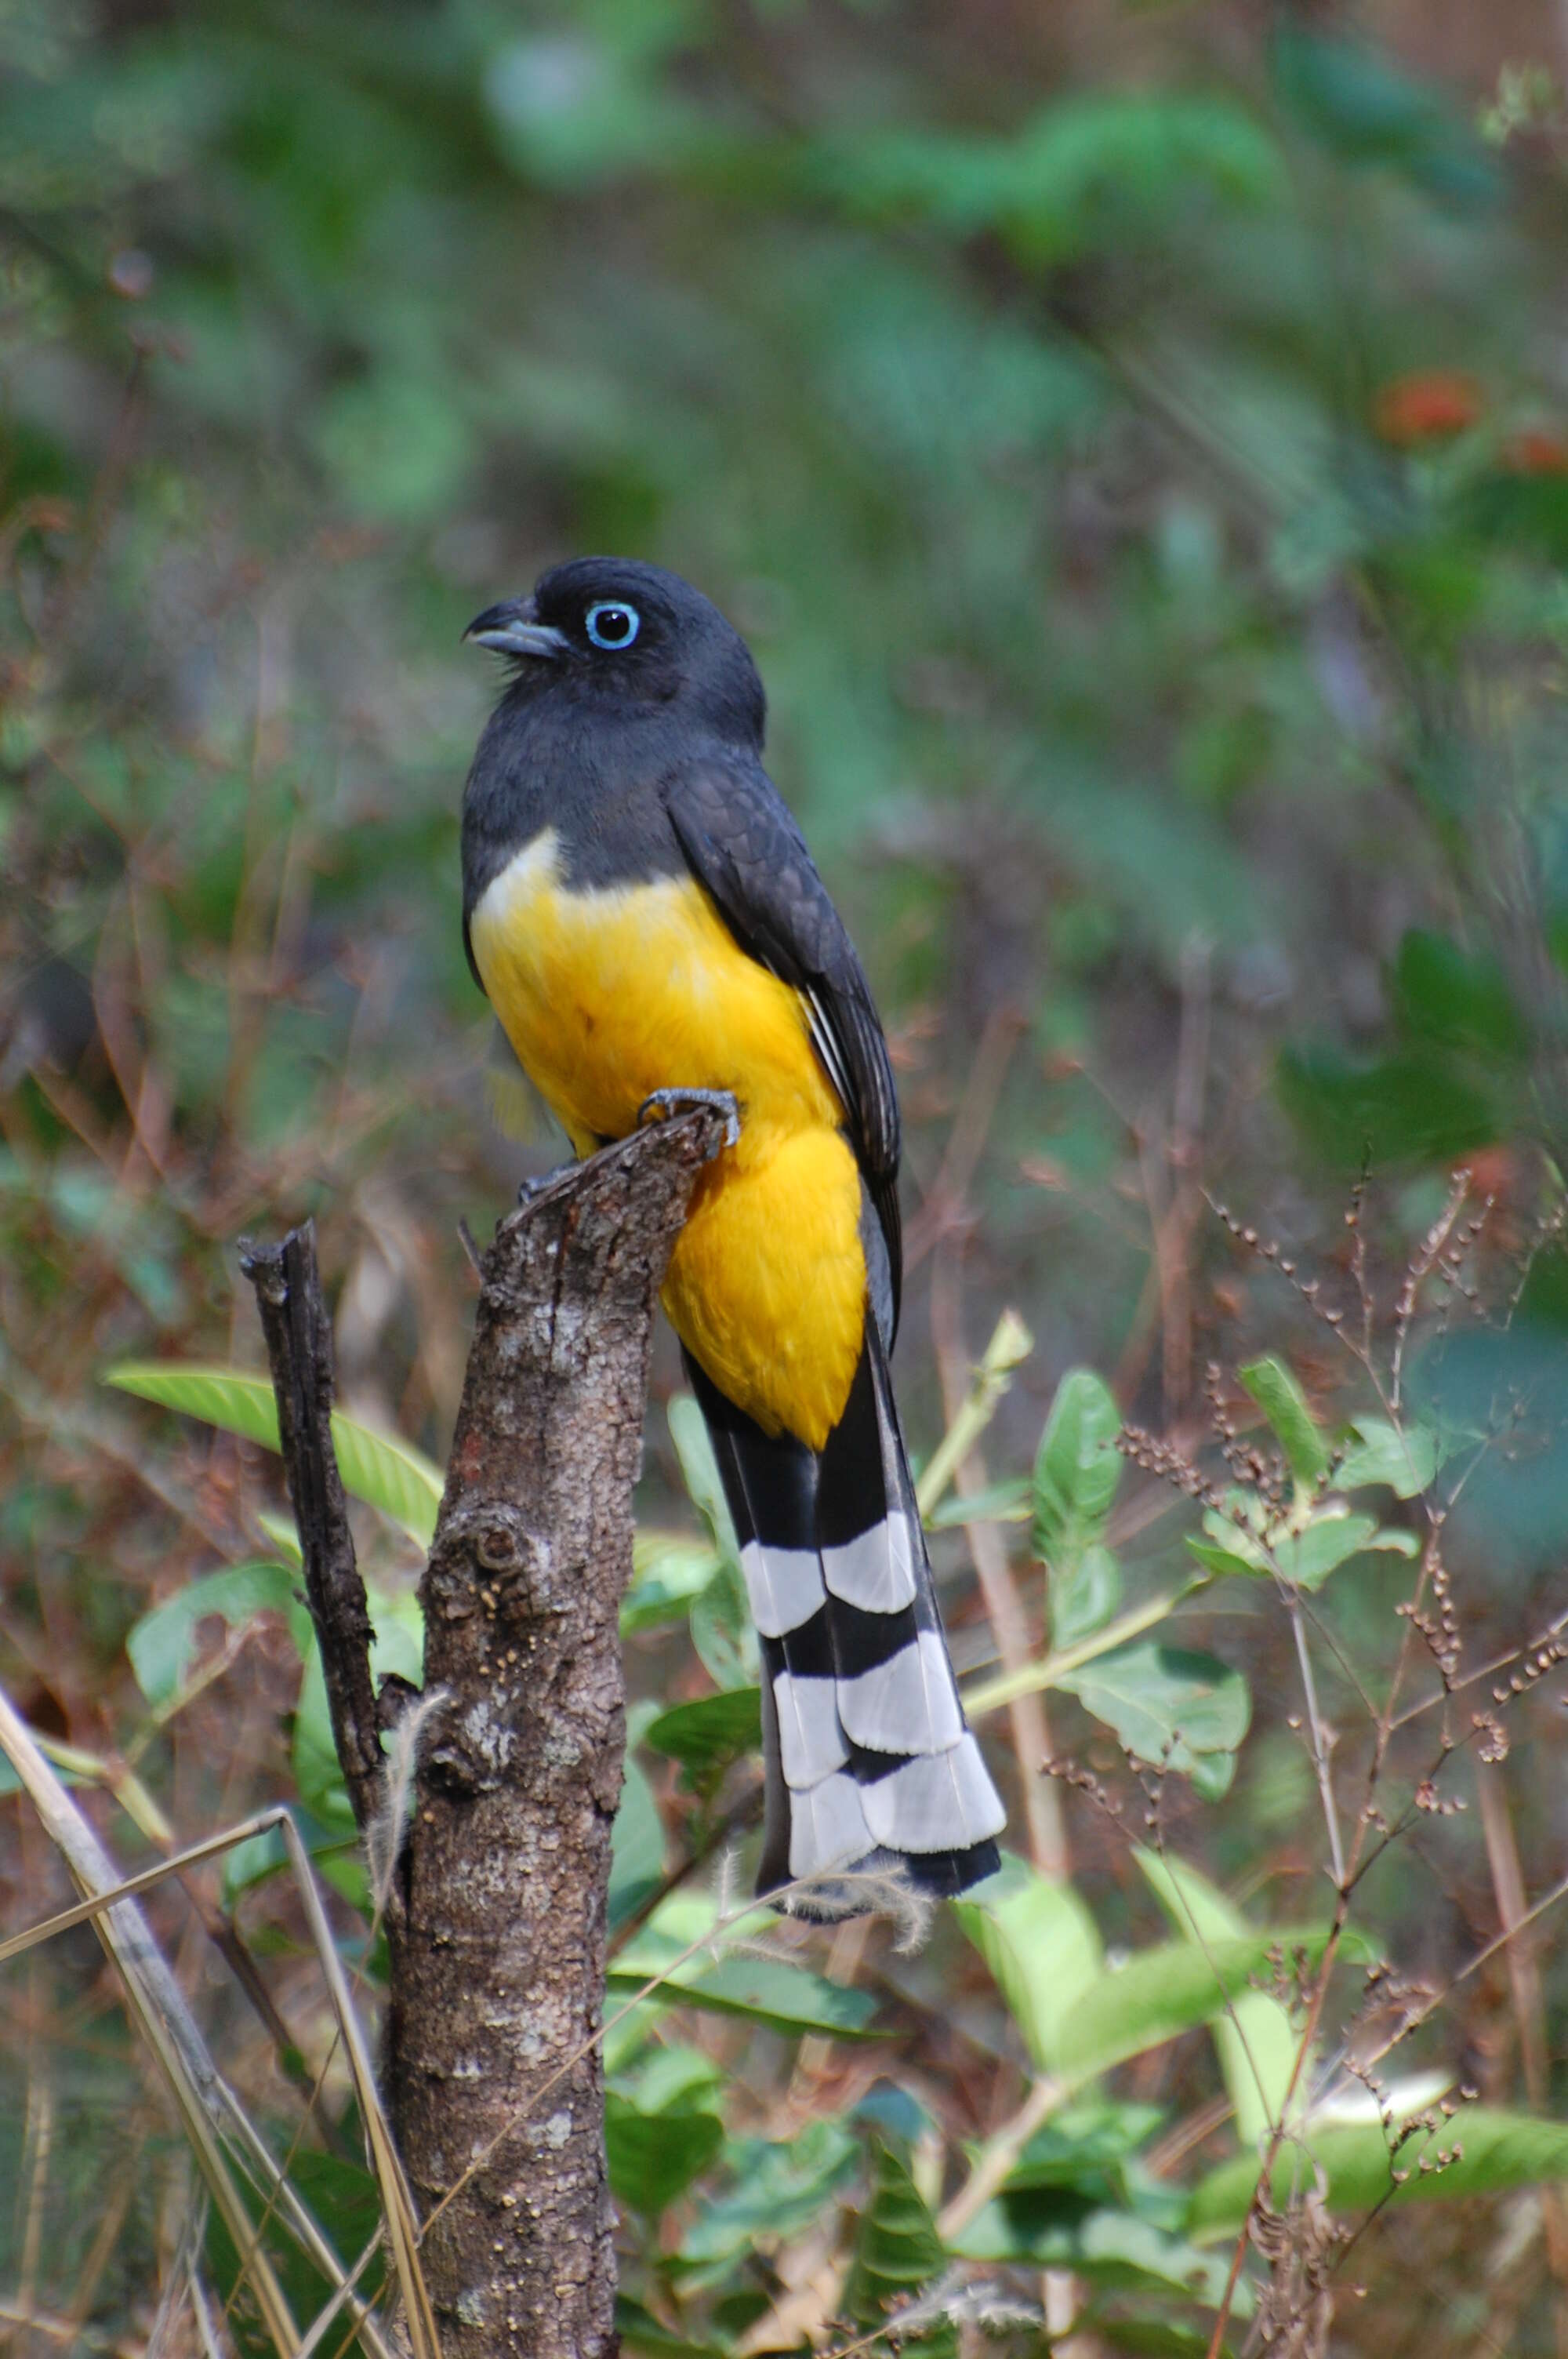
[{"left": 666, "top": 756, "right": 903, "bottom": 1332}]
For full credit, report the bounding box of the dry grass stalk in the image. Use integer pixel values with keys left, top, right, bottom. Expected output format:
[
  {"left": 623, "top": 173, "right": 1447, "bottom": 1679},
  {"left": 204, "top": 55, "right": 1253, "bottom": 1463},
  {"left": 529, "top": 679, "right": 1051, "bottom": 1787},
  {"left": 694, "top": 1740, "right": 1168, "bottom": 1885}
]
[
  {"left": 0, "top": 1728, "right": 410, "bottom": 2359},
  {"left": 0, "top": 1681, "right": 303, "bottom": 2354}
]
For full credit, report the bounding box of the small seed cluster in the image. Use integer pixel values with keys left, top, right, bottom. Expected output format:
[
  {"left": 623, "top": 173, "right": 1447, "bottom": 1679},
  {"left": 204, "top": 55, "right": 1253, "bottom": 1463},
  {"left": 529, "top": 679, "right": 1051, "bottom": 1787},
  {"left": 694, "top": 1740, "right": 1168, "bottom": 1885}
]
[
  {"left": 1492, "top": 1629, "right": 1568, "bottom": 1707},
  {"left": 1116, "top": 1420, "right": 1218, "bottom": 1507},
  {"left": 1398, "top": 1538, "right": 1463, "bottom": 1688}
]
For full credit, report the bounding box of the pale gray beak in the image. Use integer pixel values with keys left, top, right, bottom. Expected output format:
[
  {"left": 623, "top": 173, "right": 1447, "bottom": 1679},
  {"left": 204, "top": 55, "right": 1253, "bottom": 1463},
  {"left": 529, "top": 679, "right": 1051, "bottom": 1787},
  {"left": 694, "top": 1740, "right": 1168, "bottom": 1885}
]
[{"left": 463, "top": 597, "right": 570, "bottom": 660}]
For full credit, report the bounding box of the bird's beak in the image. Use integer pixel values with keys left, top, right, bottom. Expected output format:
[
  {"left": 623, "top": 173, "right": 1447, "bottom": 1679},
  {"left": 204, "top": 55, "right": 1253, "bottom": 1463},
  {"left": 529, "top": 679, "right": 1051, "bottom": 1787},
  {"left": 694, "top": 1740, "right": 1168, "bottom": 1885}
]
[{"left": 463, "top": 597, "right": 570, "bottom": 660}]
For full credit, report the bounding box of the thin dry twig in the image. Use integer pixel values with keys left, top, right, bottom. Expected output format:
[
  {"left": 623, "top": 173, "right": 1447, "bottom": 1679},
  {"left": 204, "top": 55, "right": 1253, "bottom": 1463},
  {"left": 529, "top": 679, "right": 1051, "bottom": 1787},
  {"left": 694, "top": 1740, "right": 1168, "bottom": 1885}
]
[{"left": 239, "top": 1222, "right": 383, "bottom": 1836}]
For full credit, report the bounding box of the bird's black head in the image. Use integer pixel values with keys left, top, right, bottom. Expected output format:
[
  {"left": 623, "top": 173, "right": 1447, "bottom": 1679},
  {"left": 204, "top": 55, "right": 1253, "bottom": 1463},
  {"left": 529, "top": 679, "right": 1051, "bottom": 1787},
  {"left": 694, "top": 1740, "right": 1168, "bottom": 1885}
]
[{"left": 465, "top": 558, "right": 766, "bottom": 749}]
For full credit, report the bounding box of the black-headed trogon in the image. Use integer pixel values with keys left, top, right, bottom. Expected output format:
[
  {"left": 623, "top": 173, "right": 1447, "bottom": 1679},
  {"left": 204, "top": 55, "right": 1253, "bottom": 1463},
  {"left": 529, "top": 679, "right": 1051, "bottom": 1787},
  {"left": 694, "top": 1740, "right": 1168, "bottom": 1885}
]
[{"left": 460, "top": 557, "right": 1004, "bottom": 1916}]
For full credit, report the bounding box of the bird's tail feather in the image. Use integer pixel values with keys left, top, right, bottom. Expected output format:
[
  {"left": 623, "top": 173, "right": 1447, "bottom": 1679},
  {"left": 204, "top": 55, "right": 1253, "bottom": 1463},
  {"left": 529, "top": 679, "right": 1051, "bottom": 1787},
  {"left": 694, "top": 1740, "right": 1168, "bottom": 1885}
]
[
  {"left": 686, "top": 1359, "right": 818, "bottom": 1899},
  {"left": 684, "top": 1334, "right": 1004, "bottom": 1921}
]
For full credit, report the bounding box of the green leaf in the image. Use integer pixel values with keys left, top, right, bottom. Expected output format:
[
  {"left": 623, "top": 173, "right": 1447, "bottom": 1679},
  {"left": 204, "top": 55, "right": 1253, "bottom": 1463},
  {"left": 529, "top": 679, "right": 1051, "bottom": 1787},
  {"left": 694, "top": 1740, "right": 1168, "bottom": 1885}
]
[
  {"left": 1283, "top": 1514, "right": 1417, "bottom": 1587},
  {"left": 623, "top": 1530, "right": 722, "bottom": 1633},
  {"left": 681, "top": 2121, "right": 859, "bottom": 2265},
  {"left": 1186, "top": 1489, "right": 1282, "bottom": 1580},
  {"left": 1277, "top": 1045, "right": 1500, "bottom": 1170},
  {"left": 291, "top": 1638, "right": 358, "bottom": 1834},
  {"left": 1054, "top": 1931, "right": 1341, "bottom": 2088},
  {"left": 643, "top": 1688, "right": 760, "bottom": 1792},
  {"left": 1184, "top": 1536, "right": 1270, "bottom": 1583},
  {"left": 607, "top": 2088, "right": 724, "bottom": 2212},
  {"left": 104, "top": 1364, "right": 443, "bottom": 1545},
  {"left": 1464, "top": 469, "right": 1568, "bottom": 569},
  {"left": 835, "top": 94, "right": 1283, "bottom": 266},
  {"left": 1188, "top": 1503, "right": 1415, "bottom": 1590},
  {"left": 328, "top": 1421, "right": 444, "bottom": 1549},
  {"left": 844, "top": 2141, "right": 953, "bottom": 2355},
  {"left": 107, "top": 1361, "right": 288, "bottom": 1448},
  {"left": 1134, "top": 1850, "right": 1298, "bottom": 2145},
  {"left": 1031, "top": 1369, "right": 1125, "bottom": 1645},
  {"left": 1237, "top": 1358, "right": 1330, "bottom": 1489},
  {"left": 127, "top": 1561, "right": 298, "bottom": 1710},
  {"left": 1271, "top": 24, "right": 1497, "bottom": 202},
  {"left": 607, "top": 2047, "right": 726, "bottom": 2217},
  {"left": 1391, "top": 930, "right": 1529, "bottom": 1061},
  {"left": 1188, "top": 2108, "right": 1568, "bottom": 2237},
  {"left": 615, "top": 2298, "right": 727, "bottom": 2359},
  {"left": 1052, "top": 1541, "right": 1123, "bottom": 1647},
  {"left": 609, "top": 1952, "right": 882, "bottom": 2041},
  {"left": 1057, "top": 1642, "right": 1250, "bottom": 1799},
  {"left": 927, "top": 1475, "right": 1029, "bottom": 1530},
  {"left": 953, "top": 1850, "right": 1103, "bottom": 2076},
  {"left": 1033, "top": 1367, "right": 1123, "bottom": 1565},
  {"left": 1006, "top": 93, "right": 1283, "bottom": 259},
  {"left": 950, "top": 2197, "right": 1241, "bottom": 2309},
  {"left": 1003, "top": 2099, "right": 1165, "bottom": 2194},
  {"left": 687, "top": 1554, "right": 757, "bottom": 1692},
  {"left": 206, "top": 2144, "right": 388, "bottom": 2335},
  {"left": 483, "top": 27, "right": 709, "bottom": 191},
  {"left": 256, "top": 1510, "right": 303, "bottom": 1567},
  {"left": 1335, "top": 1417, "right": 1439, "bottom": 1498},
  {"left": 664, "top": 1396, "right": 756, "bottom": 1686},
  {"left": 1272, "top": 1510, "right": 1381, "bottom": 1587},
  {"left": 610, "top": 1748, "right": 666, "bottom": 1934},
  {"left": 1275, "top": 22, "right": 1441, "bottom": 155},
  {"left": 611, "top": 1899, "right": 881, "bottom": 2041},
  {"left": 312, "top": 369, "right": 475, "bottom": 525},
  {"left": 1077, "top": 2321, "right": 1237, "bottom": 2358},
  {"left": 667, "top": 1393, "right": 739, "bottom": 1560},
  {"left": 615, "top": 2042, "right": 724, "bottom": 2113},
  {"left": 290, "top": 1584, "right": 424, "bottom": 1828}
]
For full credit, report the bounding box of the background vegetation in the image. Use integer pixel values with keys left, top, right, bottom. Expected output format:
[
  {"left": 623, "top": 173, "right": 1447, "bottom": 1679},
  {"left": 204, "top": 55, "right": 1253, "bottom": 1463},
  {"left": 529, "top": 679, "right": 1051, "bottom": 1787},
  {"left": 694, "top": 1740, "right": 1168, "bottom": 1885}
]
[{"left": 7, "top": 0, "right": 1568, "bottom": 2350}]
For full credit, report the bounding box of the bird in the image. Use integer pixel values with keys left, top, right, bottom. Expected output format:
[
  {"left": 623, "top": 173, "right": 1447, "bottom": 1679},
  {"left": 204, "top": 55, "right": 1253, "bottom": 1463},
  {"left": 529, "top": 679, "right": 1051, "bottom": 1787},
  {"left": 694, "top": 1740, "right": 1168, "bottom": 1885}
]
[{"left": 460, "top": 556, "right": 1004, "bottom": 1917}]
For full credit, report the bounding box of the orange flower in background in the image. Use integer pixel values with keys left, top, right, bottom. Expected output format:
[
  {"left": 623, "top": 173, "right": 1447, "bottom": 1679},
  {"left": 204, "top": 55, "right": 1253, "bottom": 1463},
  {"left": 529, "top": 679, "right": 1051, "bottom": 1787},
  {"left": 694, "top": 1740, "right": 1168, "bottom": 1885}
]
[
  {"left": 1372, "top": 370, "right": 1486, "bottom": 446},
  {"left": 1501, "top": 426, "right": 1568, "bottom": 476}
]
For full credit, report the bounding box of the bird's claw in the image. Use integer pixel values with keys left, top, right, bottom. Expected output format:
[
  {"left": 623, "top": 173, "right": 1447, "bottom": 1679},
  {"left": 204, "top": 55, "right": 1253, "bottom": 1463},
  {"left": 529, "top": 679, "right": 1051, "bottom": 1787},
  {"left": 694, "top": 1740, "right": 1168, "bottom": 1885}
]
[
  {"left": 637, "top": 1087, "right": 741, "bottom": 1150},
  {"left": 517, "top": 1160, "right": 578, "bottom": 1206}
]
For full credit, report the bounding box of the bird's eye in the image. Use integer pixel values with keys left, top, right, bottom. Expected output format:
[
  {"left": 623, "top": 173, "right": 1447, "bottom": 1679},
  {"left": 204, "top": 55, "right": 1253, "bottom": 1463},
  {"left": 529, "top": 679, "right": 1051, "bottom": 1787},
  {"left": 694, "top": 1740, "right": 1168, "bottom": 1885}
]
[{"left": 584, "top": 601, "right": 640, "bottom": 650}]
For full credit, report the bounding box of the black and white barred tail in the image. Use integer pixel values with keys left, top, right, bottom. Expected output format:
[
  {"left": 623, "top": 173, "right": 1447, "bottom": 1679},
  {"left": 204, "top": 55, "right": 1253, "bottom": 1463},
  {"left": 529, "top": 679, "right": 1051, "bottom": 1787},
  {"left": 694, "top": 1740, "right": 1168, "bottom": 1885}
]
[{"left": 687, "top": 1328, "right": 1005, "bottom": 1919}]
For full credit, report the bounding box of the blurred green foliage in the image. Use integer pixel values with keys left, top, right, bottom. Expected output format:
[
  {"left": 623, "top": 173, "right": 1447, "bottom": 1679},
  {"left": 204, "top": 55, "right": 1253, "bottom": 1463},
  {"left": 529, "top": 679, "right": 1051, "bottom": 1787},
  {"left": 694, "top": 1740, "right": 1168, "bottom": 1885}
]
[{"left": 8, "top": 0, "right": 1568, "bottom": 2348}]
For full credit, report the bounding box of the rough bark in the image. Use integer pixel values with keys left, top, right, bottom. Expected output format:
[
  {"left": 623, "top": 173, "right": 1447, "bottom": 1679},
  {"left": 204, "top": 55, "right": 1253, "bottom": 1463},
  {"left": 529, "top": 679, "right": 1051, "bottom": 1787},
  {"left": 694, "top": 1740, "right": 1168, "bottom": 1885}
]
[{"left": 245, "top": 1105, "right": 728, "bottom": 2359}]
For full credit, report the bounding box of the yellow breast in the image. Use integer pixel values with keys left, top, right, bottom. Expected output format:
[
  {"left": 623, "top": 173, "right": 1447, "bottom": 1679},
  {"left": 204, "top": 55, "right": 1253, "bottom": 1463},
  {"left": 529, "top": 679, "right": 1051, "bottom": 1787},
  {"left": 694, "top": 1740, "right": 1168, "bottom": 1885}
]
[{"left": 468, "top": 829, "right": 868, "bottom": 1446}]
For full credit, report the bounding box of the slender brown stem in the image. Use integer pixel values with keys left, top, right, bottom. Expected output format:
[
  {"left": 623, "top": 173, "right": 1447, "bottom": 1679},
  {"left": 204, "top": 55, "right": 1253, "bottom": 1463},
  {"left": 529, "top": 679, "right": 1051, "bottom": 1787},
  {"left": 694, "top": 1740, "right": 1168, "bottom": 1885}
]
[{"left": 240, "top": 1220, "right": 383, "bottom": 1836}]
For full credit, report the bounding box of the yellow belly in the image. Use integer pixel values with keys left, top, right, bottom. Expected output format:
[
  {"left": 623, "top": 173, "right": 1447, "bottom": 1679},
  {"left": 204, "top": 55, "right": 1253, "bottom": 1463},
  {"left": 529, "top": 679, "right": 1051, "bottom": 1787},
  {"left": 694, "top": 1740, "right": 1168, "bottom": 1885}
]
[{"left": 468, "top": 829, "right": 867, "bottom": 1447}]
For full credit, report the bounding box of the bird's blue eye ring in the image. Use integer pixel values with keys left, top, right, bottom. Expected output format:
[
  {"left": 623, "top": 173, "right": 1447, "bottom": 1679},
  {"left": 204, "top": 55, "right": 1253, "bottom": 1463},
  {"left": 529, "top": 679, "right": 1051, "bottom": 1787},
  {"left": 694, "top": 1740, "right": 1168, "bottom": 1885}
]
[{"left": 585, "top": 601, "right": 640, "bottom": 650}]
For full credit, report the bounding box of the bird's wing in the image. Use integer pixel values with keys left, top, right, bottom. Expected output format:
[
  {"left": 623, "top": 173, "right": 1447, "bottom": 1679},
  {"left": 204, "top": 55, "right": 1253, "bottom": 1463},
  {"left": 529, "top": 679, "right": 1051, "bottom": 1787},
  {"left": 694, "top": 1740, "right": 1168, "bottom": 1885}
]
[{"left": 665, "top": 754, "right": 903, "bottom": 1330}]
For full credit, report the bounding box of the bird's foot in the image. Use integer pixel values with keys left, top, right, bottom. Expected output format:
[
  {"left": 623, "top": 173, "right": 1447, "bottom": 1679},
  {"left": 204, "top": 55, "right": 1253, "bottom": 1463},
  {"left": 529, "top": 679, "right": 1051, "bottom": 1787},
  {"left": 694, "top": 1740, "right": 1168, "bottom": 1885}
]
[
  {"left": 636, "top": 1086, "right": 741, "bottom": 1150},
  {"left": 517, "top": 1160, "right": 579, "bottom": 1206}
]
